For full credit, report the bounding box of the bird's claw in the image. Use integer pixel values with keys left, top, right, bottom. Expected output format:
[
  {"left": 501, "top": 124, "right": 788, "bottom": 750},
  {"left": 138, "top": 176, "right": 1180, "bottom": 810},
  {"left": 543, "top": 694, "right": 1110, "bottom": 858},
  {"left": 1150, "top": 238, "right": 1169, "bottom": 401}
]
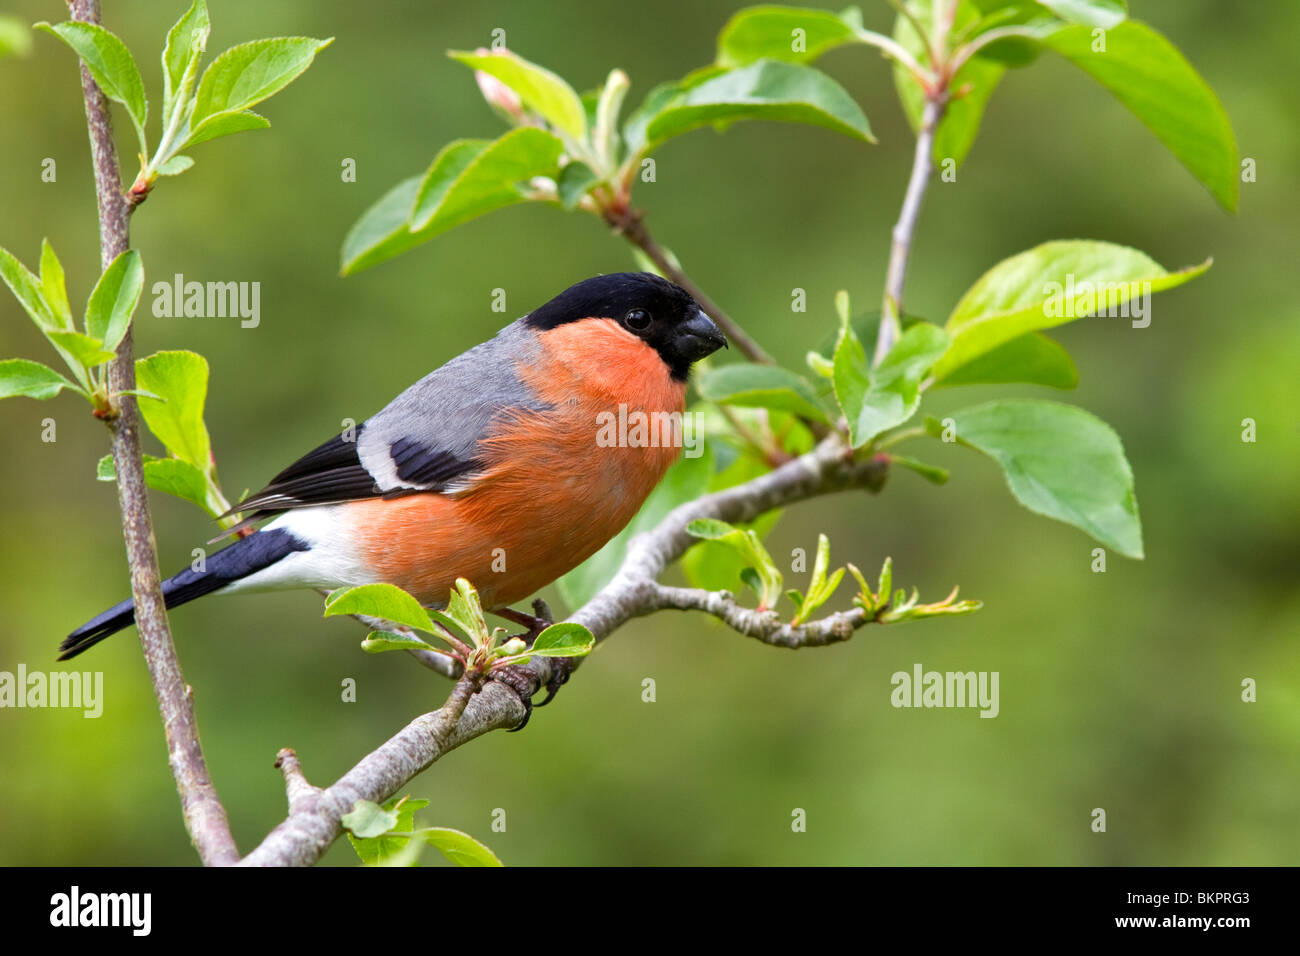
[
  {"left": 490, "top": 655, "right": 577, "bottom": 730},
  {"left": 491, "top": 664, "right": 542, "bottom": 732},
  {"left": 490, "top": 601, "right": 575, "bottom": 727},
  {"left": 535, "top": 656, "right": 575, "bottom": 707}
]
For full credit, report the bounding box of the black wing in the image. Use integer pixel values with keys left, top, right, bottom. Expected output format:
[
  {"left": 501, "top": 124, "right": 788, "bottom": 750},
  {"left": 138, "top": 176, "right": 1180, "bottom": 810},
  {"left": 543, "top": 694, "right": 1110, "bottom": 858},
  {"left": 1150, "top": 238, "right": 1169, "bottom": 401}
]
[
  {"left": 220, "top": 425, "right": 483, "bottom": 528},
  {"left": 228, "top": 430, "right": 382, "bottom": 517}
]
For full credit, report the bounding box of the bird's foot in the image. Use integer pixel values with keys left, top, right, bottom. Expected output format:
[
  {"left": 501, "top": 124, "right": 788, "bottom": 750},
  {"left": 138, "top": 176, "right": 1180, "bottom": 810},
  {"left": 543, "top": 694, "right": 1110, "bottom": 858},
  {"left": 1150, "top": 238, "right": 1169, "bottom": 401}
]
[
  {"left": 489, "top": 599, "right": 577, "bottom": 727},
  {"left": 489, "top": 654, "right": 577, "bottom": 731},
  {"left": 490, "top": 664, "right": 542, "bottom": 732}
]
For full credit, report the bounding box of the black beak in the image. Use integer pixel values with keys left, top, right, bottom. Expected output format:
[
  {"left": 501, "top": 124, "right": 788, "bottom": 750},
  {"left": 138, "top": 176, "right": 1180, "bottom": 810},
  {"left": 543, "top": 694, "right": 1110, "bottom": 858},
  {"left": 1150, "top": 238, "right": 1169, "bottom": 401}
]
[{"left": 676, "top": 309, "right": 728, "bottom": 361}]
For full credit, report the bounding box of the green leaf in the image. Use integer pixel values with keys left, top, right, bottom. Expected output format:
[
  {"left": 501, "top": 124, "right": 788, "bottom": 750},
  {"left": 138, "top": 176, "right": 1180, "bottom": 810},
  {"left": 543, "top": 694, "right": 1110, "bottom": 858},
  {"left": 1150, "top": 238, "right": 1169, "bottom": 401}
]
[
  {"left": 888, "top": 454, "right": 949, "bottom": 484},
  {"left": 410, "top": 127, "right": 563, "bottom": 231},
  {"left": 323, "top": 583, "right": 435, "bottom": 633},
  {"left": 182, "top": 110, "right": 271, "bottom": 149},
  {"left": 191, "top": 36, "right": 332, "bottom": 129},
  {"left": 36, "top": 21, "right": 146, "bottom": 142},
  {"left": 439, "top": 578, "right": 491, "bottom": 649},
  {"left": 894, "top": 1, "right": 1003, "bottom": 168},
  {"left": 346, "top": 797, "right": 430, "bottom": 866},
  {"left": 527, "top": 622, "right": 595, "bottom": 658},
  {"left": 4, "top": 242, "right": 90, "bottom": 387},
  {"left": 873, "top": 555, "right": 893, "bottom": 609},
  {"left": 39, "top": 240, "right": 72, "bottom": 330},
  {"left": 686, "top": 518, "right": 783, "bottom": 610},
  {"left": 0, "top": 245, "right": 55, "bottom": 330},
  {"left": 806, "top": 350, "right": 834, "bottom": 379},
  {"left": 790, "top": 533, "right": 844, "bottom": 625},
  {"left": 696, "top": 363, "right": 830, "bottom": 423},
  {"left": 360, "top": 631, "right": 437, "bottom": 654},
  {"left": 340, "top": 176, "right": 421, "bottom": 276},
  {"left": 932, "top": 332, "right": 1077, "bottom": 389},
  {"left": 341, "top": 799, "right": 398, "bottom": 840},
  {"left": 449, "top": 49, "right": 587, "bottom": 141},
  {"left": 948, "top": 399, "right": 1143, "bottom": 558},
  {"left": 933, "top": 56, "right": 1004, "bottom": 168},
  {"left": 342, "top": 129, "right": 563, "bottom": 276},
  {"left": 162, "top": 0, "right": 210, "bottom": 123},
  {"left": 134, "top": 350, "right": 213, "bottom": 469},
  {"left": 156, "top": 155, "right": 195, "bottom": 176},
  {"left": 85, "top": 250, "right": 143, "bottom": 352},
  {"left": 686, "top": 515, "right": 748, "bottom": 538},
  {"left": 643, "top": 60, "right": 873, "bottom": 151},
  {"left": 716, "top": 5, "right": 864, "bottom": 67},
  {"left": 932, "top": 240, "right": 1210, "bottom": 381},
  {"left": 558, "top": 445, "right": 712, "bottom": 609},
  {"left": 46, "top": 331, "right": 115, "bottom": 368},
  {"left": 141, "top": 457, "right": 221, "bottom": 515},
  {"left": 419, "top": 827, "right": 503, "bottom": 867},
  {"left": 1036, "top": 0, "right": 1126, "bottom": 29},
  {"left": 557, "top": 161, "right": 598, "bottom": 210},
  {"left": 622, "top": 81, "right": 682, "bottom": 158},
  {"left": 966, "top": 6, "right": 1053, "bottom": 70},
  {"left": 593, "top": 69, "right": 630, "bottom": 172},
  {"left": 0, "top": 359, "right": 77, "bottom": 400},
  {"left": 834, "top": 320, "right": 949, "bottom": 447},
  {"left": 1041, "top": 20, "right": 1237, "bottom": 210}
]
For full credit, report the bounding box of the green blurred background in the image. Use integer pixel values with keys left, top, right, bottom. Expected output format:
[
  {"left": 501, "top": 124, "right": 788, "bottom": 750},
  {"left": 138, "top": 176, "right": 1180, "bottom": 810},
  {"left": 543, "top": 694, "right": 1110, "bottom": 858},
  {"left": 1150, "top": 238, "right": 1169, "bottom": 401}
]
[{"left": 1, "top": 0, "right": 1296, "bottom": 865}]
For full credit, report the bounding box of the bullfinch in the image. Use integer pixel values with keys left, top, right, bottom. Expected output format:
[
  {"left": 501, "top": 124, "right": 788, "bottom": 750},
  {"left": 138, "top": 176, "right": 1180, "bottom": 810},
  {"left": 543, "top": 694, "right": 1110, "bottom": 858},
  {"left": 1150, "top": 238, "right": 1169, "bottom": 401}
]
[{"left": 60, "top": 273, "right": 727, "bottom": 678}]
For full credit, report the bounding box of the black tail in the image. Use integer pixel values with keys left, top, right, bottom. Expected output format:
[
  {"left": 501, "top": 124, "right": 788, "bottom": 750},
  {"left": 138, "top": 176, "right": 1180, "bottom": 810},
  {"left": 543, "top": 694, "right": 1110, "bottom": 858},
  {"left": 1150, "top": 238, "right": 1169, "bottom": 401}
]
[{"left": 59, "top": 528, "right": 309, "bottom": 660}]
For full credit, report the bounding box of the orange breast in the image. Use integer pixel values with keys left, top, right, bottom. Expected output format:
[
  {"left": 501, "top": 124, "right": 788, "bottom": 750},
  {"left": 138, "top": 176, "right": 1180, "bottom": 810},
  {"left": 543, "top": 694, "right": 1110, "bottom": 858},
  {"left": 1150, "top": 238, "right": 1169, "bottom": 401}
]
[{"left": 347, "top": 318, "right": 687, "bottom": 608}]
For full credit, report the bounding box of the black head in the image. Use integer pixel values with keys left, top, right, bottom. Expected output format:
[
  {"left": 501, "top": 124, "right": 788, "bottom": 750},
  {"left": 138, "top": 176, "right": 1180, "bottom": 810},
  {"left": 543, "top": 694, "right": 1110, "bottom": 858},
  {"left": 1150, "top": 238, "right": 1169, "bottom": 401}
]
[{"left": 525, "top": 272, "right": 727, "bottom": 380}]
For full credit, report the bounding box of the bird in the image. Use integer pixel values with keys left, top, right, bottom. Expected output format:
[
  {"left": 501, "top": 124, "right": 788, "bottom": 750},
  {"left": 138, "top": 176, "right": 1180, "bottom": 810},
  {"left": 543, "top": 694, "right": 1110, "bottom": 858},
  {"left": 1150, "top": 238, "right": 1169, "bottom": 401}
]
[{"left": 60, "top": 273, "right": 727, "bottom": 700}]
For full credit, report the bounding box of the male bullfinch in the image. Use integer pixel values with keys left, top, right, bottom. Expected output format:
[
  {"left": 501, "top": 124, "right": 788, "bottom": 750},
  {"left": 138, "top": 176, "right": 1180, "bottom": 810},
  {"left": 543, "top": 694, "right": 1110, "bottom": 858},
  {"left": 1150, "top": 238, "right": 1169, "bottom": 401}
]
[{"left": 60, "top": 273, "right": 726, "bottom": 671}]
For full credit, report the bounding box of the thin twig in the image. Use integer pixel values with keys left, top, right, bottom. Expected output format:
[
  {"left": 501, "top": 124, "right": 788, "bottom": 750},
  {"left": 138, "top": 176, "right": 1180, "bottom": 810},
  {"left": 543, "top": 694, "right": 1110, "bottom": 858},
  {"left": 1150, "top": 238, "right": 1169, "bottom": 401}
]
[
  {"left": 66, "top": 0, "right": 238, "bottom": 867},
  {"left": 879, "top": 0, "right": 938, "bottom": 74},
  {"left": 874, "top": 92, "right": 949, "bottom": 367},
  {"left": 936, "top": 0, "right": 960, "bottom": 62},
  {"left": 649, "top": 583, "right": 871, "bottom": 648},
  {"left": 947, "top": 25, "right": 1042, "bottom": 77},
  {"left": 604, "top": 206, "right": 774, "bottom": 365},
  {"left": 274, "top": 749, "right": 321, "bottom": 816},
  {"left": 856, "top": 26, "right": 934, "bottom": 86}
]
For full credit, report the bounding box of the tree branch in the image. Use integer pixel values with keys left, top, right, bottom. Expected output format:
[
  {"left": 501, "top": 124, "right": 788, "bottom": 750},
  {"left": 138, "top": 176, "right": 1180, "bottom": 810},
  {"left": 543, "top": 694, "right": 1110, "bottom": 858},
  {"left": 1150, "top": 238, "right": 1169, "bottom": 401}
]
[
  {"left": 240, "top": 437, "right": 888, "bottom": 866},
  {"left": 67, "top": 0, "right": 238, "bottom": 867},
  {"left": 874, "top": 92, "right": 949, "bottom": 367},
  {"left": 242, "top": 675, "right": 498, "bottom": 867}
]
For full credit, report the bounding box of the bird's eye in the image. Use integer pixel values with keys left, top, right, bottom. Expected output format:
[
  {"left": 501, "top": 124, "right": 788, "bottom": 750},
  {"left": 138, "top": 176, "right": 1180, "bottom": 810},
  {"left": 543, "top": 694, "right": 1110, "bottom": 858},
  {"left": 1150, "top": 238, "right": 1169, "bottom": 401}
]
[{"left": 624, "top": 308, "right": 652, "bottom": 332}]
